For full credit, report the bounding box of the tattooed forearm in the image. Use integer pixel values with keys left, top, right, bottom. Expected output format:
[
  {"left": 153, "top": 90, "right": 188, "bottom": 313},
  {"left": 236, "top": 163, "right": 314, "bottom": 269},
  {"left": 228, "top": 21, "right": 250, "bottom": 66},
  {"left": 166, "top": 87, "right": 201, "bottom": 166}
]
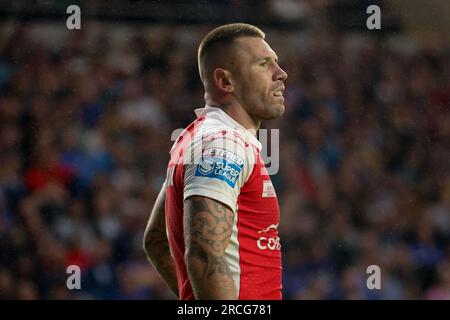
[
  {"left": 144, "top": 186, "right": 179, "bottom": 297},
  {"left": 184, "top": 196, "right": 237, "bottom": 300}
]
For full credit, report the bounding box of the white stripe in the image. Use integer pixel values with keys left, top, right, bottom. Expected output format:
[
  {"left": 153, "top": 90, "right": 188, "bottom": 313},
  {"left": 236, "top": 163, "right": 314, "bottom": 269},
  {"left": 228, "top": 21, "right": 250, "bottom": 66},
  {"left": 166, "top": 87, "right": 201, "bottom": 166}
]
[{"left": 225, "top": 209, "right": 241, "bottom": 298}]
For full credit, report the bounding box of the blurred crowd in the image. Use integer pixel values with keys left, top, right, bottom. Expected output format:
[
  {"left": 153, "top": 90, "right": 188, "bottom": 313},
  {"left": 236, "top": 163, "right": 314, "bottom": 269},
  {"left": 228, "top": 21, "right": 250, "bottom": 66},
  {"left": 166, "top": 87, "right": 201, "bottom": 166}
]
[{"left": 0, "top": 20, "right": 449, "bottom": 299}]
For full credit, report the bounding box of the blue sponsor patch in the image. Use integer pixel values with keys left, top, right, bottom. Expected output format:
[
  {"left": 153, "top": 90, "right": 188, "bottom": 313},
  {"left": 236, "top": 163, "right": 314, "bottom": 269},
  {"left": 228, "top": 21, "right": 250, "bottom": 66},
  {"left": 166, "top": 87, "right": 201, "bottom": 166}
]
[{"left": 195, "top": 156, "right": 243, "bottom": 188}]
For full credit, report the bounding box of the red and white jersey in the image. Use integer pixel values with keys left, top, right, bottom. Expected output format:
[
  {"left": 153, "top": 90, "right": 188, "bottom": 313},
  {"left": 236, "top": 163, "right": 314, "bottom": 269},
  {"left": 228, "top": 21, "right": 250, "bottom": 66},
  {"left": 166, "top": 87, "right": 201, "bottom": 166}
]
[{"left": 164, "top": 106, "right": 282, "bottom": 300}]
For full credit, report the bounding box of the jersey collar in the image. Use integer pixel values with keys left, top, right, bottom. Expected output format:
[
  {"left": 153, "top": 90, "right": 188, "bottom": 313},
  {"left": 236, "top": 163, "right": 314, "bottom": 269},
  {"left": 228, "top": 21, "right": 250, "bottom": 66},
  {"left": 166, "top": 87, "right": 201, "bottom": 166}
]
[{"left": 195, "top": 105, "right": 263, "bottom": 151}]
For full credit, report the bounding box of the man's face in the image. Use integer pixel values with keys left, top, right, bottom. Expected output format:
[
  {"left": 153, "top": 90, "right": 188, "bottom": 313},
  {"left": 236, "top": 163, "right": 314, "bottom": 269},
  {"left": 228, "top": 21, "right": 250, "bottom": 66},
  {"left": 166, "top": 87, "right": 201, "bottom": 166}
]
[{"left": 231, "top": 37, "right": 288, "bottom": 120}]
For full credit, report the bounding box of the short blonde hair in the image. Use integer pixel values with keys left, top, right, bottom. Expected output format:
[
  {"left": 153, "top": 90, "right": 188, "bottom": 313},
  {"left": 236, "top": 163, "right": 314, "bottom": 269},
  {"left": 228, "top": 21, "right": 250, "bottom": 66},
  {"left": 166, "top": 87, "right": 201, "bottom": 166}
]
[{"left": 197, "top": 23, "right": 265, "bottom": 88}]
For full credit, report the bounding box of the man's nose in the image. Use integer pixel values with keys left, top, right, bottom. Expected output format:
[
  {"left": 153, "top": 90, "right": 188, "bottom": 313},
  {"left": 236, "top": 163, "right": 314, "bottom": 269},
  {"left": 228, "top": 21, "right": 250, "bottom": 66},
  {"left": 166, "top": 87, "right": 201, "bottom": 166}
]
[{"left": 274, "top": 64, "right": 288, "bottom": 82}]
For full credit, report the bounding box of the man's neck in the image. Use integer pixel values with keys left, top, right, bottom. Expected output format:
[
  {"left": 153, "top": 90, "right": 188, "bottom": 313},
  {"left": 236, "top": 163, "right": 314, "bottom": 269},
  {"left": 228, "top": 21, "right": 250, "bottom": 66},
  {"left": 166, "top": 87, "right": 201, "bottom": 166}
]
[{"left": 207, "top": 97, "right": 260, "bottom": 136}]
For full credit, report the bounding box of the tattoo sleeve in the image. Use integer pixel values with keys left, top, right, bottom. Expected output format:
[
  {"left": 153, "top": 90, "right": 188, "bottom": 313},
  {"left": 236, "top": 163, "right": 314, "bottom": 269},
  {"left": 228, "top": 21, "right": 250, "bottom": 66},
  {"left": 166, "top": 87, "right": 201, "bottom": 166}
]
[
  {"left": 183, "top": 196, "right": 237, "bottom": 300},
  {"left": 143, "top": 185, "right": 179, "bottom": 297}
]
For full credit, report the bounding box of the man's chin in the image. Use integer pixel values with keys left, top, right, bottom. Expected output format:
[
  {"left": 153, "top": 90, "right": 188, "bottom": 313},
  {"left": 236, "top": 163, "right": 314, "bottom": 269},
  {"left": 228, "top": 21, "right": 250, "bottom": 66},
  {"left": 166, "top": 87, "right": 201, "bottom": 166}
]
[{"left": 263, "top": 104, "right": 285, "bottom": 120}]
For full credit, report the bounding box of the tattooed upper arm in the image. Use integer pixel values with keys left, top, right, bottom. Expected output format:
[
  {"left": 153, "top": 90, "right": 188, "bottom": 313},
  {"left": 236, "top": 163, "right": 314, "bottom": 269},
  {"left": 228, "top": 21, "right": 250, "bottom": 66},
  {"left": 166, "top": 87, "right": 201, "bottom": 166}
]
[{"left": 183, "top": 196, "right": 235, "bottom": 284}]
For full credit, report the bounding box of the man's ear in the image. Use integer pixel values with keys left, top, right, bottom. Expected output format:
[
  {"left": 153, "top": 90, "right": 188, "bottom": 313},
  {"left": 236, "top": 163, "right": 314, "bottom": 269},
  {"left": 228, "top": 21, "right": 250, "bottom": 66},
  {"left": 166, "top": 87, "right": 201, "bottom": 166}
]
[{"left": 212, "top": 68, "right": 233, "bottom": 94}]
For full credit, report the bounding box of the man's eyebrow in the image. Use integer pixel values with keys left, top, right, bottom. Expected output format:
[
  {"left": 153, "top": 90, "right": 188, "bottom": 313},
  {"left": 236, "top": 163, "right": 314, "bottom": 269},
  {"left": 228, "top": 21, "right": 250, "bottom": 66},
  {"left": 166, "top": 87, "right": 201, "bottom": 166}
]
[{"left": 257, "top": 56, "right": 279, "bottom": 63}]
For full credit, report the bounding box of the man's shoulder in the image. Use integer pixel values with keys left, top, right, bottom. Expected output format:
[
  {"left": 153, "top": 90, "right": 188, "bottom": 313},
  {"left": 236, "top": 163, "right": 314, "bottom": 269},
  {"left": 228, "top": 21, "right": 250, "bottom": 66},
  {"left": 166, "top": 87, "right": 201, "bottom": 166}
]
[{"left": 170, "top": 111, "right": 260, "bottom": 167}]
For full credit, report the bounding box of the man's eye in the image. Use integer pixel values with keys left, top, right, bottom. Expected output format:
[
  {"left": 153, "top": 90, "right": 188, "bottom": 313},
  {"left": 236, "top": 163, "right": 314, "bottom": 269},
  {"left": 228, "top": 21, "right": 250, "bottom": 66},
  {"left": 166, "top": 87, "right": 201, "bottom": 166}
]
[{"left": 260, "top": 61, "right": 268, "bottom": 67}]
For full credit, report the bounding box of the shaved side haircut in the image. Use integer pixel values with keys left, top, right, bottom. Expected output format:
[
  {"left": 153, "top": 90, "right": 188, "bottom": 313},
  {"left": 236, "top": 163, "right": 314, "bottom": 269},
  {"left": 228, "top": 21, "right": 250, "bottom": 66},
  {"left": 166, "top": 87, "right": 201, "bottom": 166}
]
[{"left": 197, "top": 23, "right": 265, "bottom": 92}]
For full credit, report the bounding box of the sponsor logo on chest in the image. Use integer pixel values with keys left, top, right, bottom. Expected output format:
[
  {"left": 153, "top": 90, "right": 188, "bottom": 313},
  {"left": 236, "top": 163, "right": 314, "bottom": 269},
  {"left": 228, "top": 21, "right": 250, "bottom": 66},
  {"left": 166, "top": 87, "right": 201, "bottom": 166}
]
[{"left": 257, "top": 224, "right": 281, "bottom": 251}]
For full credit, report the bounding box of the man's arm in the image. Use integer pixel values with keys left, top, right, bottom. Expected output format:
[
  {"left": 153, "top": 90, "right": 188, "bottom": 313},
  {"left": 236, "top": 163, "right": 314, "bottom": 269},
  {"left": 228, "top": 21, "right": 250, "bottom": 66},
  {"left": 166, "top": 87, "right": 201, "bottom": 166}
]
[
  {"left": 183, "top": 196, "right": 237, "bottom": 300},
  {"left": 143, "top": 185, "right": 178, "bottom": 297}
]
